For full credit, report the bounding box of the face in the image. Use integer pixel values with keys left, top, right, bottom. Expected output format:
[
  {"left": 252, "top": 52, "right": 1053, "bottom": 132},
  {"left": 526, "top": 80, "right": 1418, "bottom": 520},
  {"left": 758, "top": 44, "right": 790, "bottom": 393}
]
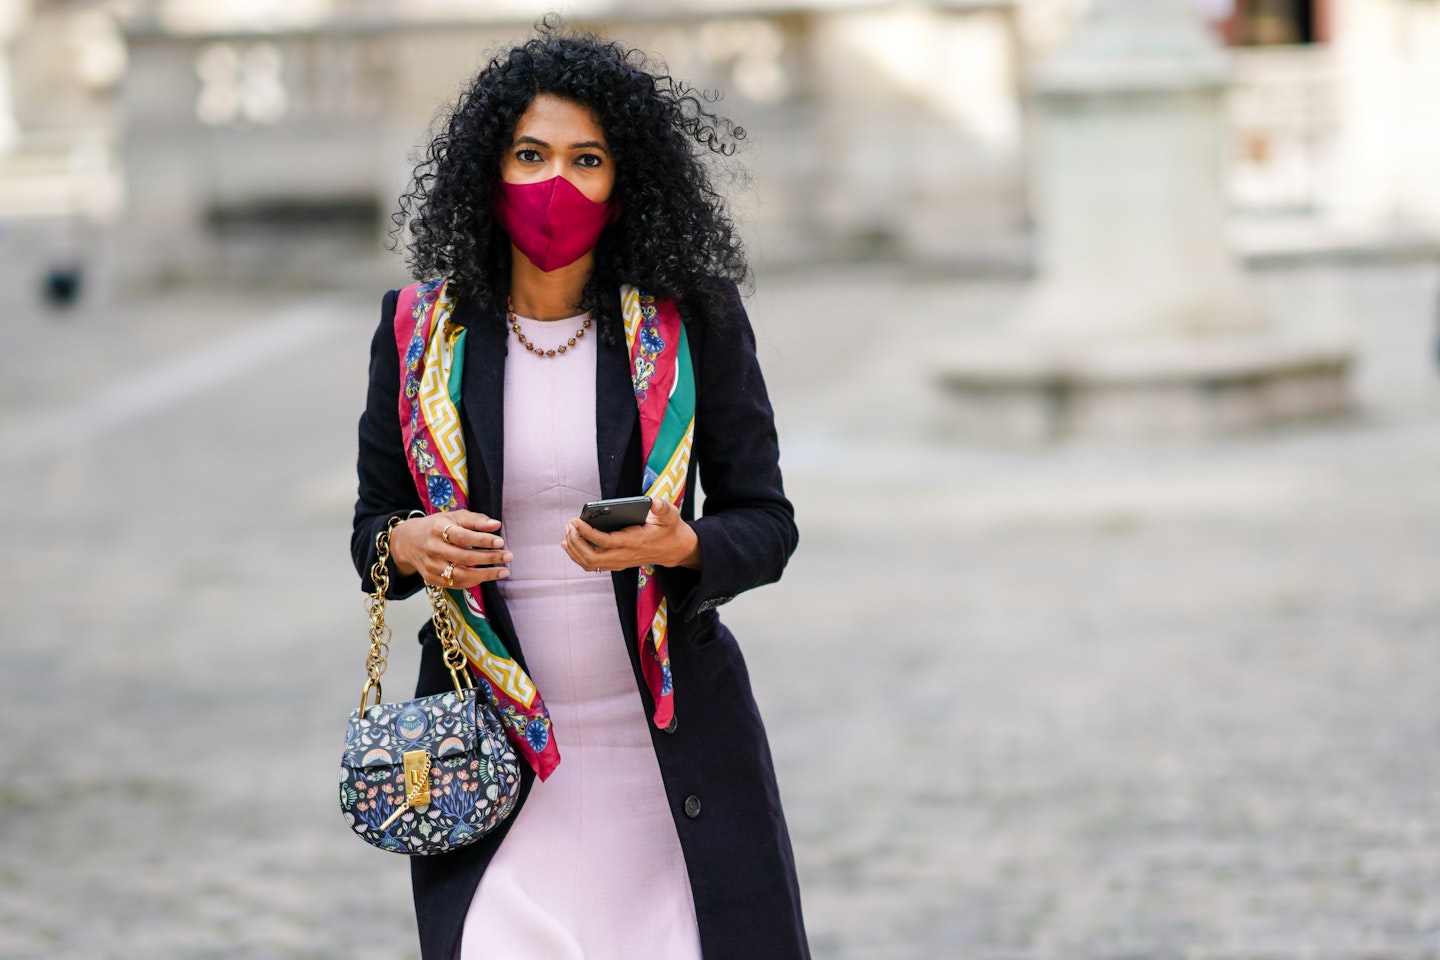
[{"left": 499, "top": 93, "right": 615, "bottom": 204}]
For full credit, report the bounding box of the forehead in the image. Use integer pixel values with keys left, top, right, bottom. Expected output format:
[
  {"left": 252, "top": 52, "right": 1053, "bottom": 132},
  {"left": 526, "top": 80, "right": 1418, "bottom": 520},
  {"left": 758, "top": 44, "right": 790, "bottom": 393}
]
[{"left": 512, "top": 94, "right": 607, "bottom": 144}]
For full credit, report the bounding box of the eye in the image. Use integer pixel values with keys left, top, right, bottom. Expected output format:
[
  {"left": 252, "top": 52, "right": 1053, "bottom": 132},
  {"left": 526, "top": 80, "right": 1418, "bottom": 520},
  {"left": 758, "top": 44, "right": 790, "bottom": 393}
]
[
  {"left": 516, "top": 148, "right": 542, "bottom": 163},
  {"left": 575, "top": 153, "right": 604, "bottom": 169}
]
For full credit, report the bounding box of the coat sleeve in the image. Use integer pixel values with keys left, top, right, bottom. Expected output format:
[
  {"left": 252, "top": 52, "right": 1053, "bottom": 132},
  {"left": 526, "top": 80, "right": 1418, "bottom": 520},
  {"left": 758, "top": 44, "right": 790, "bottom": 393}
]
[
  {"left": 351, "top": 289, "right": 427, "bottom": 600},
  {"left": 660, "top": 280, "right": 799, "bottom": 621}
]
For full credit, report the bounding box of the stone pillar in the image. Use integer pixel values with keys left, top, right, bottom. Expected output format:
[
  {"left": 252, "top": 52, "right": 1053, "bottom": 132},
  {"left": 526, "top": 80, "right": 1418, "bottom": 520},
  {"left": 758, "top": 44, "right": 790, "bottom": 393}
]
[
  {"left": 1023, "top": 0, "right": 1258, "bottom": 339},
  {"left": 934, "top": 0, "right": 1353, "bottom": 443}
]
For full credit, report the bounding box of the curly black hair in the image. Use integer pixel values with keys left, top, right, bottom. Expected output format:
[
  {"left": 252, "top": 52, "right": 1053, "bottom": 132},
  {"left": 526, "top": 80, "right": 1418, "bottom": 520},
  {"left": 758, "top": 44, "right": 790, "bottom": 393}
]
[{"left": 392, "top": 21, "right": 749, "bottom": 336}]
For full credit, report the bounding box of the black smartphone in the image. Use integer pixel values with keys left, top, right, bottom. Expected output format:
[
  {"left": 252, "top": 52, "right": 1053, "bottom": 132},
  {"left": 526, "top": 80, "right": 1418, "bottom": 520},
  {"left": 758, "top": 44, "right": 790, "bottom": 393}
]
[{"left": 580, "top": 496, "right": 652, "bottom": 532}]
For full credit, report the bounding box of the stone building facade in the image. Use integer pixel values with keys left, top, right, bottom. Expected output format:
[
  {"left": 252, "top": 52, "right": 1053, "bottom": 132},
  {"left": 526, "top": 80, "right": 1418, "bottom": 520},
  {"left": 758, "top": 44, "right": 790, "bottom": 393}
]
[{"left": 3, "top": 0, "right": 1439, "bottom": 285}]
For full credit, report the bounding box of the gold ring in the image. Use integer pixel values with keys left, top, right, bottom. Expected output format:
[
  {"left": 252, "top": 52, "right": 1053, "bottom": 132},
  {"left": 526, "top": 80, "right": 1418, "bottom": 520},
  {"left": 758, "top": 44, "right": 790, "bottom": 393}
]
[
  {"left": 442, "top": 523, "right": 454, "bottom": 544},
  {"left": 442, "top": 562, "right": 455, "bottom": 585}
]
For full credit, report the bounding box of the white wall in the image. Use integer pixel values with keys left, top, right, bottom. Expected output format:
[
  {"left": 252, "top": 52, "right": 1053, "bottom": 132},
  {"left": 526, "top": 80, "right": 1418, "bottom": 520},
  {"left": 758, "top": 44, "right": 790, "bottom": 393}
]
[{"left": 1329, "top": 0, "right": 1440, "bottom": 230}]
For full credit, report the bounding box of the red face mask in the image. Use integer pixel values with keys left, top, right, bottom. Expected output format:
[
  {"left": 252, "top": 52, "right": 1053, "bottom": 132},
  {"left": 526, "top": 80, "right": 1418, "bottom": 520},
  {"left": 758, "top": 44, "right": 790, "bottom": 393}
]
[{"left": 492, "top": 176, "right": 619, "bottom": 273}]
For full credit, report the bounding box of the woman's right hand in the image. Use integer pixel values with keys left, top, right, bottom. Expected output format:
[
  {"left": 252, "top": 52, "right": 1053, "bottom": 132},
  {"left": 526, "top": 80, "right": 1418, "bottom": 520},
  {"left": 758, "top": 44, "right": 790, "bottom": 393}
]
[{"left": 390, "top": 510, "right": 512, "bottom": 589}]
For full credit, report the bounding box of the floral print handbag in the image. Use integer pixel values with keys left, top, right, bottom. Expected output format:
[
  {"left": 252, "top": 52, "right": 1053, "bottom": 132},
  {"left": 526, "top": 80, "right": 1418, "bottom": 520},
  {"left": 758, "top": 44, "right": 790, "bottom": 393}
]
[{"left": 340, "top": 515, "right": 521, "bottom": 855}]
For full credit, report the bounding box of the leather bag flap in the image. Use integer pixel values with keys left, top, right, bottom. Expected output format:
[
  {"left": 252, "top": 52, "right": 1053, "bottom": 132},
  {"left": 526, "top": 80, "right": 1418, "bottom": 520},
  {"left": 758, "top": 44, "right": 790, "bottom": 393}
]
[{"left": 343, "top": 690, "right": 477, "bottom": 769}]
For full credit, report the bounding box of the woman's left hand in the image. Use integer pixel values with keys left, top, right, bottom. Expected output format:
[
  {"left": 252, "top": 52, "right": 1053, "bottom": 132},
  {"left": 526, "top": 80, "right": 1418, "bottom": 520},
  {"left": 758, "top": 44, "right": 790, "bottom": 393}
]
[{"left": 563, "top": 498, "right": 702, "bottom": 572}]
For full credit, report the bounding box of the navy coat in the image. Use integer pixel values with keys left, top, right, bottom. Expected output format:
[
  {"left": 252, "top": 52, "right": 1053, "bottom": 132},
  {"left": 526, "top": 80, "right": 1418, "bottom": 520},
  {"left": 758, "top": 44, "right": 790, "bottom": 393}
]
[{"left": 351, "top": 280, "right": 810, "bottom": 960}]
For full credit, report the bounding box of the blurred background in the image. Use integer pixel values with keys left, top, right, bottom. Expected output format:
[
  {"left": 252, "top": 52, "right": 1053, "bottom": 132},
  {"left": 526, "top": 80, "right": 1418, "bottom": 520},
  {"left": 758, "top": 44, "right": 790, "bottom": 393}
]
[{"left": 2, "top": 0, "right": 1439, "bottom": 957}]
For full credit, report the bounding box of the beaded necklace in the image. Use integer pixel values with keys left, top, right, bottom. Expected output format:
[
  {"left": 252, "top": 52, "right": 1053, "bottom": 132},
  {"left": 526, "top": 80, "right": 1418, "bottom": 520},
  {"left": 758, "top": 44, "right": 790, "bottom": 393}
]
[{"left": 508, "top": 299, "right": 591, "bottom": 359}]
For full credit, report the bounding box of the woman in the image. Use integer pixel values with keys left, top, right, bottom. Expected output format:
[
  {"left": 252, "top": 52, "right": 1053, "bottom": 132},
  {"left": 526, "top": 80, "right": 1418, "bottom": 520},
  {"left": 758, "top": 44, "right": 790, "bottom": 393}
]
[{"left": 351, "top": 26, "right": 809, "bottom": 960}]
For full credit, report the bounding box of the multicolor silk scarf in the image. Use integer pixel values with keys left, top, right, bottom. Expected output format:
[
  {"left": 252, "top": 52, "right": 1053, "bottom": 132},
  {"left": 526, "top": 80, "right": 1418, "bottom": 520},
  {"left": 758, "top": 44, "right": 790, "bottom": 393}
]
[
  {"left": 394, "top": 279, "right": 694, "bottom": 778},
  {"left": 620, "top": 284, "right": 695, "bottom": 733}
]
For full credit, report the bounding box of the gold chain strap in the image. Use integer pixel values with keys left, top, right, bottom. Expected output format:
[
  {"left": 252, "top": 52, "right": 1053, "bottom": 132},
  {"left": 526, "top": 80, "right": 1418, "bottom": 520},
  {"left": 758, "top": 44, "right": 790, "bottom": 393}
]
[
  {"left": 427, "top": 578, "right": 473, "bottom": 684},
  {"left": 360, "top": 512, "right": 475, "bottom": 714}
]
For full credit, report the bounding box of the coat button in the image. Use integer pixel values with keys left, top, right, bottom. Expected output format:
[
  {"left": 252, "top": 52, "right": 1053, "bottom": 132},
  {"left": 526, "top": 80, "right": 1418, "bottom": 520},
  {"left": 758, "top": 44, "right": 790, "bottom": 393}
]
[
  {"left": 683, "top": 795, "right": 702, "bottom": 819},
  {"left": 664, "top": 715, "right": 678, "bottom": 735}
]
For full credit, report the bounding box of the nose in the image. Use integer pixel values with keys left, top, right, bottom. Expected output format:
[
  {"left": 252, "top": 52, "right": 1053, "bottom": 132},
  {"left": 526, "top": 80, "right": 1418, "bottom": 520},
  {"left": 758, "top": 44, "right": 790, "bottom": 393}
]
[{"left": 536, "top": 159, "right": 571, "bottom": 184}]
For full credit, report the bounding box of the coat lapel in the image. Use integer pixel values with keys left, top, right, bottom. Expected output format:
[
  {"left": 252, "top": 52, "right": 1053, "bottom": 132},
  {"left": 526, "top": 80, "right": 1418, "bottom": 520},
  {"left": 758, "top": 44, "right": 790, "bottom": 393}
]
[
  {"left": 595, "top": 287, "right": 639, "bottom": 499},
  {"left": 456, "top": 295, "right": 508, "bottom": 517}
]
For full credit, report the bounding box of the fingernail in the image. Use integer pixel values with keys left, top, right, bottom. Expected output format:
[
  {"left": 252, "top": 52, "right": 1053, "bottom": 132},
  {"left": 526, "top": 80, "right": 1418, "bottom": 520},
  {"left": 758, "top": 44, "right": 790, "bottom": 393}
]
[
  {"left": 493, "top": 538, "right": 504, "bottom": 547},
  {"left": 498, "top": 569, "right": 509, "bottom": 578},
  {"left": 502, "top": 553, "right": 514, "bottom": 562}
]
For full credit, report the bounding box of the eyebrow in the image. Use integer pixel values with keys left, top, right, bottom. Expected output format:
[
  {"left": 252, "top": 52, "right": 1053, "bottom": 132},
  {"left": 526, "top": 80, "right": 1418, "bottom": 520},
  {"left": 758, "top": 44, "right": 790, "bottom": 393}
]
[{"left": 514, "top": 135, "right": 610, "bottom": 153}]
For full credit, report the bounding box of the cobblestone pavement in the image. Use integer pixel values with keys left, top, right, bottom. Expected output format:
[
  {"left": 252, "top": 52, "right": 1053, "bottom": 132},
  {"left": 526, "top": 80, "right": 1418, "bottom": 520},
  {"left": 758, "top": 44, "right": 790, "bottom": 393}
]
[{"left": 1, "top": 253, "right": 1438, "bottom": 958}]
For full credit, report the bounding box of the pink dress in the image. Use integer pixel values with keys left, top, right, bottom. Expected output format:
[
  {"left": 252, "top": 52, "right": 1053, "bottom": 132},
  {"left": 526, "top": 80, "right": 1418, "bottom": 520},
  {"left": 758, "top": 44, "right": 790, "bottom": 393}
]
[{"left": 459, "top": 312, "right": 703, "bottom": 960}]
